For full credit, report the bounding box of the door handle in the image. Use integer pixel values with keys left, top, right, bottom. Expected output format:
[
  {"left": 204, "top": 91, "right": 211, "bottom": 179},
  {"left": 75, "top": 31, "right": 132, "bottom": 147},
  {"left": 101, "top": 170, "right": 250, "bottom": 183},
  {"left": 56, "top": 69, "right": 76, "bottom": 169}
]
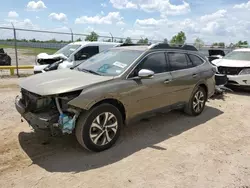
[
  {"left": 192, "top": 74, "right": 198, "bottom": 78},
  {"left": 164, "top": 79, "right": 172, "bottom": 84}
]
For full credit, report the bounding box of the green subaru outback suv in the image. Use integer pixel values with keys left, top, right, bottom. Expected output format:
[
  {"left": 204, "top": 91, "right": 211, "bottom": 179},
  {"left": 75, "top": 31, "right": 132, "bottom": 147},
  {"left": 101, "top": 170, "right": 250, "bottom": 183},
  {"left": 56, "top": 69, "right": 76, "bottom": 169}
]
[{"left": 15, "top": 43, "right": 215, "bottom": 152}]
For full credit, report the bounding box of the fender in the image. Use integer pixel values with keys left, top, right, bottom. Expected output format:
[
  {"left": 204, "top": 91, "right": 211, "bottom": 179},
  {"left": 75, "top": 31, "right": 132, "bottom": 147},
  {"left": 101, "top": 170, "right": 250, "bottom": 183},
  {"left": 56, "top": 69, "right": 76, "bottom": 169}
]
[{"left": 67, "top": 80, "right": 125, "bottom": 110}]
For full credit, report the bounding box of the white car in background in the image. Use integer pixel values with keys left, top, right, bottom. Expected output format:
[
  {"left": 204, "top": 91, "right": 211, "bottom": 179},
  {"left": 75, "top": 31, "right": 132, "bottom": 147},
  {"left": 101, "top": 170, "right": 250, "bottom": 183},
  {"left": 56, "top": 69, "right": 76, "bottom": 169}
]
[
  {"left": 212, "top": 48, "right": 250, "bottom": 87},
  {"left": 34, "top": 42, "right": 121, "bottom": 74}
]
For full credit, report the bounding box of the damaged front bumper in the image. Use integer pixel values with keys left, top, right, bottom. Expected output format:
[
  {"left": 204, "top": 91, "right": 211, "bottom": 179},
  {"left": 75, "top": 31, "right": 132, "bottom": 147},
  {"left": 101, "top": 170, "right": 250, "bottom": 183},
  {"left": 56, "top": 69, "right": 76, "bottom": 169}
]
[
  {"left": 33, "top": 65, "right": 49, "bottom": 74},
  {"left": 15, "top": 95, "right": 80, "bottom": 134},
  {"left": 226, "top": 75, "right": 250, "bottom": 86},
  {"left": 15, "top": 96, "right": 59, "bottom": 131}
]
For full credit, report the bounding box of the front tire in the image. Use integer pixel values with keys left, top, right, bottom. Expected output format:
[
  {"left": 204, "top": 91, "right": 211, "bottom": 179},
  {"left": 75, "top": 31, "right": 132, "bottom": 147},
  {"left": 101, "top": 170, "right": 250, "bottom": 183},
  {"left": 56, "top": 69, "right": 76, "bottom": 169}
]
[
  {"left": 75, "top": 104, "right": 122, "bottom": 152},
  {"left": 185, "top": 86, "right": 207, "bottom": 116}
]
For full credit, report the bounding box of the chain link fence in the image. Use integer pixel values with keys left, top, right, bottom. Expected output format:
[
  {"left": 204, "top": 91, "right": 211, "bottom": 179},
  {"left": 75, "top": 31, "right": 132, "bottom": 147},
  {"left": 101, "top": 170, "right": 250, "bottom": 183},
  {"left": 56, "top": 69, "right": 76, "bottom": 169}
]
[
  {"left": 0, "top": 25, "right": 240, "bottom": 76},
  {"left": 0, "top": 26, "right": 166, "bottom": 76}
]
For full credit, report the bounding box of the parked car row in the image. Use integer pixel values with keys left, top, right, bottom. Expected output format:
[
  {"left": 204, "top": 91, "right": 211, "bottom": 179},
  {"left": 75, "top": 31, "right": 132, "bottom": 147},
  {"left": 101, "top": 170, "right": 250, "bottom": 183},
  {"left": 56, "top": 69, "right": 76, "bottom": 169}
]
[{"left": 14, "top": 42, "right": 250, "bottom": 152}]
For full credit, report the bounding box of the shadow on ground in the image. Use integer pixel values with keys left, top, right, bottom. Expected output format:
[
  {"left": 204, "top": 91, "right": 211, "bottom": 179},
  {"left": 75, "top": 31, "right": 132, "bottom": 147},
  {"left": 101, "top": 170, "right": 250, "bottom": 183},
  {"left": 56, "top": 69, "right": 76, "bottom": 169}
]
[
  {"left": 210, "top": 93, "right": 226, "bottom": 101},
  {"left": 210, "top": 86, "right": 250, "bottom": 100},
  {"left": 227, "top": 87, "right": 250, "bottom": 97},
  {"left": 18, "top": 106, "right": 223, "bottom": 173}
]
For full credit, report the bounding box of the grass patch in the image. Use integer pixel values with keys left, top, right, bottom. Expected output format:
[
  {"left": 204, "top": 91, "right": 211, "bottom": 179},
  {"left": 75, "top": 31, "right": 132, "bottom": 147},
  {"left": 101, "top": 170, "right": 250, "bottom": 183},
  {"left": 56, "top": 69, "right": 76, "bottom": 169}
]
[{"left": 0, "top": 44, "right": 57, "bottom": 56}]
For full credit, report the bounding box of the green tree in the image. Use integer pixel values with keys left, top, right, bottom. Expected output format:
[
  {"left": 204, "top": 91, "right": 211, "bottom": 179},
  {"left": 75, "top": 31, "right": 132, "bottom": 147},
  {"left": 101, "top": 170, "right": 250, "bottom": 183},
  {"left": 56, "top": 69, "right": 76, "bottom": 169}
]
[
  {"left": 236, "top": 40, "right": 248, "bottom": 47},
  {"left": 76, "top": 38, "right": 82, "bottom": 42},
  {"left": 194, "top": 38, "right": 204, "bottom": 49},
  {"left": 212, "top": 42, "right": 218, "bottom": 47},
  {"left": 118, "top": 39, "right": 124, "bottom": 43},
  {"left": 30, "top": 38, "right": 37, "bottom": 42},
  {"left": 103, "top": 39, "right": 112, "bottom": 42},
  {"left": 124, "top": 37, "right": 132, "bottom": 44},
  {"left": 85, "top": 31, "right": 99, "bottom": 41},
  {"left": 137, "top": 38, "right": 148, "bottom": 44},
  {"left": 212, "top": 42, "right": 225, "bottom": 48},
  {"left": 48, "top": 38, "right": 57, "bottom": 43},
  {"left": 170, "top": 31, "right": 186, "bottom": 45},
  {"left": 218, "top": 42, "right": 225, "bottom": 48}
]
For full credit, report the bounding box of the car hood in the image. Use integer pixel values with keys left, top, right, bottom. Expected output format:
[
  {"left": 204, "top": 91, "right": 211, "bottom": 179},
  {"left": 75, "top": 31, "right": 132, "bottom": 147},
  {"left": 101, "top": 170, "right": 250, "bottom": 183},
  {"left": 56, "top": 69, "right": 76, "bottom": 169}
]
[
  {"left": 212, "top": 59, "right": 250, "bottom": 68},
  {"left": 19, "top": 69, "right": 114, "bottom": 96},
  {"left": 37, "top": 53, "right": 67, "bottom": 60}
]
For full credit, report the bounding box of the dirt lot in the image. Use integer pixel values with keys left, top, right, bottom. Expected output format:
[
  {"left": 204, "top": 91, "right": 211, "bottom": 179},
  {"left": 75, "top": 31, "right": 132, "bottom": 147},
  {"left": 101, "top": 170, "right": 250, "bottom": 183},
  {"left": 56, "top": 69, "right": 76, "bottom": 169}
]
[{"left": 0, "top": 78, "right": 250, "bottom": 188}]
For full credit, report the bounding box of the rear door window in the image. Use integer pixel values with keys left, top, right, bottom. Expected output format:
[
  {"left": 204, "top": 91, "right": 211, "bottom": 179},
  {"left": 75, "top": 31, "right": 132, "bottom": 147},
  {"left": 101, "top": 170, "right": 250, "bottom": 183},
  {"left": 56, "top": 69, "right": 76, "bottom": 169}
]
[
  {"left": 140, "top": 53, "right": 168, "bottom": 73},
  {"left": 167, "top": 52, "right": 189, "bottom": 71}
]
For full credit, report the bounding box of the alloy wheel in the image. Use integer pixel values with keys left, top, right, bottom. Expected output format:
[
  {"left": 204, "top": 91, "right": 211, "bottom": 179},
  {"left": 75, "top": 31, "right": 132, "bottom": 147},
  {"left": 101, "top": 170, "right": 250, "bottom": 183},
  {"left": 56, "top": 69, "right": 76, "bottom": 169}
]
[
  {"left": 193, "top": 90, "right": 205, "bottom": 113},
  {"left": 89, "top": 112, "right": 118, "bottom": 146}
]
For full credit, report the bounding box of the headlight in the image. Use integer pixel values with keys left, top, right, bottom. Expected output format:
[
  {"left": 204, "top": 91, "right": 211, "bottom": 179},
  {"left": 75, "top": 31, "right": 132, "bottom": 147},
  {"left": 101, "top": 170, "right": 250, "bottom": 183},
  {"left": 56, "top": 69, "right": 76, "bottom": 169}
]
[
  {"left": 239, "top": 68, "right": 250, "bottom": 75},
  {"left": 210, "top": 62, "right": 216, "bottom": 66},
  {"left": 44, "top": 60, "right": 62, "bottom": 71}
]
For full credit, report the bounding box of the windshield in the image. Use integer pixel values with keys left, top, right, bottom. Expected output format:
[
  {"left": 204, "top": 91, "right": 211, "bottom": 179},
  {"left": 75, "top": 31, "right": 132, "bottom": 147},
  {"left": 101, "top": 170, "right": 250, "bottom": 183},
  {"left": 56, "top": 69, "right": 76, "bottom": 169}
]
[
  {"left": 55, "top": 44, "right": 81, "bottom": 58},
  {"left": 224, "top": 51, "right": 250, "bottom": 61},
  {"left": 76, "top": 49, "right": 143, "bottom": 76}
]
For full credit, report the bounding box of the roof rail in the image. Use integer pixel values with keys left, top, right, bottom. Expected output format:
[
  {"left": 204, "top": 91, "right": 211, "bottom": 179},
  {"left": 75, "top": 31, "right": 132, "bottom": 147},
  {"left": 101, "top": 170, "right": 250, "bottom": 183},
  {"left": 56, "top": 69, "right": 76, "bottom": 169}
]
[
  {"left": 149, "top": 43, "right": 198, "bottom": 51},
  {"left": 119, "top": 43, "right": 149, "bottom": 47}
]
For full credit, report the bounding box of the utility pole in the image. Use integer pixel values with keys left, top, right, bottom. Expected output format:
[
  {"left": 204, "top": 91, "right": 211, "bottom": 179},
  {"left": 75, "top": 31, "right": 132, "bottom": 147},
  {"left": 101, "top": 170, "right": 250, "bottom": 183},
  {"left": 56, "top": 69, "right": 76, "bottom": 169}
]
[
  {"left": 11, "top": 22, "right": 19, "bottom": 77},
  {"left": 109, "top": 32, "right": 113, "bottom": 42}
]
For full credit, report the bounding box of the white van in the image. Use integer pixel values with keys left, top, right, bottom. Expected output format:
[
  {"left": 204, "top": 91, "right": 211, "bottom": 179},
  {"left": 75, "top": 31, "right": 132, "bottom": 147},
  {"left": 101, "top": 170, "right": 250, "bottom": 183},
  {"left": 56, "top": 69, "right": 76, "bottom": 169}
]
[{"left": 34, "top": 41, "right": 121, "bottom": 74}]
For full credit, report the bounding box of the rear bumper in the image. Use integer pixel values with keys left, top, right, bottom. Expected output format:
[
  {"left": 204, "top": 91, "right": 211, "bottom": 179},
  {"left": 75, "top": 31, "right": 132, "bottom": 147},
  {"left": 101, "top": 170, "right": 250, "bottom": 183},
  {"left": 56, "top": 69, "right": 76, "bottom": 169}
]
[
  {"left": 15, "top": 96, "right": 59, "bottom": 130},
  {"left": 227, "top": 75, "right": 250, "bottom": 86}
]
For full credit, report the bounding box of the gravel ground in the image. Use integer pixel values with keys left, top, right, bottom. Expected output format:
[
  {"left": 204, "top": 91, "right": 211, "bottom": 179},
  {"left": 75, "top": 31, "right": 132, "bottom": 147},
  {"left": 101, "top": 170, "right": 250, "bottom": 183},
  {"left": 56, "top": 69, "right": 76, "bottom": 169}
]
[{"left": 0, "top": 78, "right": 250, "bottom": 188}]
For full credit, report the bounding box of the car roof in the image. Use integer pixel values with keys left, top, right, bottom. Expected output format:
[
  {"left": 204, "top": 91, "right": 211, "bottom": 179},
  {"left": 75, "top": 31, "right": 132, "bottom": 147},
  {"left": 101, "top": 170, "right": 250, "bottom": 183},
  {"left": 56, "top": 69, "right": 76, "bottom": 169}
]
[
  {"left": 69, "top": 41, "right": 121, "bottom": 46},
  {"left": 112, "top": 45, "right": 149, "bottom": 51},
  {"left": 110, "top": 44, "right": 207, "bottom": 59},
  {"left": 234, "top": 48, "right": 250, "bottom": 52},
  {"left": 113, "top": 44, "right": 199, "bottom": 52}
]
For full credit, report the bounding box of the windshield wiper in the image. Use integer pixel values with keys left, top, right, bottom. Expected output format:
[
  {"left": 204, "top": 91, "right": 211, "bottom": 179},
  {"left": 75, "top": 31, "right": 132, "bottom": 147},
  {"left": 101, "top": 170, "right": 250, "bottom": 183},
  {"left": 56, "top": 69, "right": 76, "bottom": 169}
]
[{"left": 79, "top": 68, "right": 101, "bottom": 75}]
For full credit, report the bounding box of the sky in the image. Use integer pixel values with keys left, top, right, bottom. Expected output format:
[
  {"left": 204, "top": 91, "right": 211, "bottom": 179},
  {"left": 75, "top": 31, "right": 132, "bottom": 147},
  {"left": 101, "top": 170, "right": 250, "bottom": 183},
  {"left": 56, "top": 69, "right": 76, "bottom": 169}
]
[{"left": 0, "top": 0, "right": 250, "bottom": 44}]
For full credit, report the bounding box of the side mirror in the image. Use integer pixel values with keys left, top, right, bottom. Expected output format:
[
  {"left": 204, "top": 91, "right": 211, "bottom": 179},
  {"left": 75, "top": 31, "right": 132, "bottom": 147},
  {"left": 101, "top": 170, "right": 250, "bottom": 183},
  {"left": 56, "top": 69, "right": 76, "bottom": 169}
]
[
  {"left": 75, "top": 53, "right": 88, "bottom": 61},
  {"left": 138, "top": 69, "right": 154, "bottom": 79}
]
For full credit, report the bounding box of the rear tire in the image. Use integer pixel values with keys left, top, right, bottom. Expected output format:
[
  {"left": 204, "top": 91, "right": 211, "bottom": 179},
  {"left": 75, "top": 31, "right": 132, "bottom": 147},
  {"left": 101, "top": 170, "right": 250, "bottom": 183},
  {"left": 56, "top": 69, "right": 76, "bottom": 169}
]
[
  {"left": 75, "top": 104, "right": 122, "bottom": 152},
  {"left": 184, "top": 86, "right": 207, "bottom": 116}
]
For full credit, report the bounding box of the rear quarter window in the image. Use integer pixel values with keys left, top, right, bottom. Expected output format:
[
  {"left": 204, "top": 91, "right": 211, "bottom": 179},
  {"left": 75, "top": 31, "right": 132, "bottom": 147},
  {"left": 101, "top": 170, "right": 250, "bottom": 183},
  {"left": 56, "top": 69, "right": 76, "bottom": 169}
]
[
  {"left": 188, "top": 54, "right": 204, "bottom": 66},
  {"left": 168, "top": 52, "right": 189, "bottom": 71}
]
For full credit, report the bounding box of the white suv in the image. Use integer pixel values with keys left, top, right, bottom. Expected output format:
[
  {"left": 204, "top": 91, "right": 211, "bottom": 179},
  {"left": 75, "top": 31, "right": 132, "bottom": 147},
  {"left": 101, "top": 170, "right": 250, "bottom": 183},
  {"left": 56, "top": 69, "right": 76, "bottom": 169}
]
[
  {"left": 212, "top": 48, "right": 250, "bottom": 87},
  {"left": 34, "top": 42, "right": 121, "bottom": 74}
]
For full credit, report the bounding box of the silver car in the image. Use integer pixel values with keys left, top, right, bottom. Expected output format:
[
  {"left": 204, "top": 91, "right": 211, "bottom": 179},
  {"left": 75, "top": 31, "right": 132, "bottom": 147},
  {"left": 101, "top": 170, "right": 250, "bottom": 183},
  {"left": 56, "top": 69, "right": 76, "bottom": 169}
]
[{"left": 15, "top": 43, "right": 215, "bottom": 152}]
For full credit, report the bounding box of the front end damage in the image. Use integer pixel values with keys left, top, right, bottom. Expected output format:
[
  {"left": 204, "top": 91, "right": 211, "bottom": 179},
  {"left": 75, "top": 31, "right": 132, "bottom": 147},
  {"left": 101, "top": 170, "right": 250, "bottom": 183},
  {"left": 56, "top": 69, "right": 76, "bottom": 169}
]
[
  {"left": 15, "top": 89, "right": 82, "bottom": 135},
  {"left": 36, "top": 53, "right": 67, "bottom": 65}
]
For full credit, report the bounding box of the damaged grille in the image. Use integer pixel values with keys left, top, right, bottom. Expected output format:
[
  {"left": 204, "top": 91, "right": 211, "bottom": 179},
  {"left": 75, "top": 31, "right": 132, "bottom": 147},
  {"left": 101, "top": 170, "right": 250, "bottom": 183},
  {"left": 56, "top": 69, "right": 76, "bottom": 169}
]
[
  {"left": 21, "top": 89, "right": 55, "bottom": 112},
  {"left": 218, "top": 66, "right": 243, "bottom": 75}
]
